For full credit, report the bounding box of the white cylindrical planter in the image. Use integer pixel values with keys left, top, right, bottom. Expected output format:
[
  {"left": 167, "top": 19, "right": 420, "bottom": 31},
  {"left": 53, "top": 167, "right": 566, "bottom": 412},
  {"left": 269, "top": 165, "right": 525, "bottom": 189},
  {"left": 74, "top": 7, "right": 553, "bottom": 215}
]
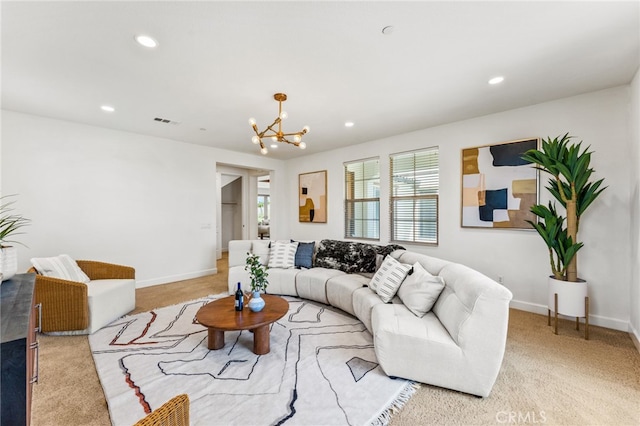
[
  {"left": 548, "top": 276, "right": 588, "bottom": 317},
  {"left": 0, "top": 246, "right": 18, "bottom": 282}
]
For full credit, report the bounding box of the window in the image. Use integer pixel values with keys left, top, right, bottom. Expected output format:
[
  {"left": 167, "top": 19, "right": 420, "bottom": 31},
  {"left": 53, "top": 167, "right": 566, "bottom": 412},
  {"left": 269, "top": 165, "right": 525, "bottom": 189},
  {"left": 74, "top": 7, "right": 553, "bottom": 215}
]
[
  {"left": 344, "top": 158, "right": 380, "bottom": 240},
  {"left": 390, "top": 147, "right": 439, "bottom": 244}
]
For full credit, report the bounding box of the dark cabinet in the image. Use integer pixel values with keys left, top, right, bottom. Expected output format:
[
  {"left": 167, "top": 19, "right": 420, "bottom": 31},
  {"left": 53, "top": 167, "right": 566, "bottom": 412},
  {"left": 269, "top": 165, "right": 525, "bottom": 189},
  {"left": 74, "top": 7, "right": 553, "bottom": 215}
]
[{"left": 1, "top": 274, "right": 40, "bottom": 426}]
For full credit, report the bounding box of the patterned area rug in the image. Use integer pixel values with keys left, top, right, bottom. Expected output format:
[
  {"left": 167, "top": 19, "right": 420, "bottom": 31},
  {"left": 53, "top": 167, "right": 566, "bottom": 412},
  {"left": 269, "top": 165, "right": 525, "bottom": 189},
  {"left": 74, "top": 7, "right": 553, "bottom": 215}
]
[{"left": 89, "top": 294, "right": 417, "bottom": 426}]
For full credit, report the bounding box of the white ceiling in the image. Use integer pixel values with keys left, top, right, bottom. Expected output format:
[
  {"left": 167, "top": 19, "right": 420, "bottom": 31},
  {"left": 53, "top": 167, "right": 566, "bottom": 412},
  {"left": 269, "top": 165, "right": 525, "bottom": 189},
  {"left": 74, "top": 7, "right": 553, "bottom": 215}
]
[{"left": 2, "top": 1, "right": 639, "bottom": 160}]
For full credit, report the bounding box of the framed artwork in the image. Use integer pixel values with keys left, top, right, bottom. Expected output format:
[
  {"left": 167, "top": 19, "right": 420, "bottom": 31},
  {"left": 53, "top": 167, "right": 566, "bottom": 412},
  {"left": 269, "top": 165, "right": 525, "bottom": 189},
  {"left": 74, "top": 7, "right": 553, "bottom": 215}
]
[
  {"left": 299, "top": 170, "right": 327, "bottom": 223},
  {"left": 461, "top": 138, "right": 539, "bottom": 229}
]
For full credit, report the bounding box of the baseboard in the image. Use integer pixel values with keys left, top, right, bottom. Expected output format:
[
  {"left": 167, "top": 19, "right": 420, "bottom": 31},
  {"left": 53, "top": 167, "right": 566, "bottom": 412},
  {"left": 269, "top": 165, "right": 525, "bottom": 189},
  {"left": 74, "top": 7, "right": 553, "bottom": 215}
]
[
  {"left": 629, "top": 322, "right": 640, "bottom": 353},
  {"left": 136, "top": 268, "right": 218, "bottom": 288},
  {"left": 509, "top": 299, "right": 629, "bottom": 332}
]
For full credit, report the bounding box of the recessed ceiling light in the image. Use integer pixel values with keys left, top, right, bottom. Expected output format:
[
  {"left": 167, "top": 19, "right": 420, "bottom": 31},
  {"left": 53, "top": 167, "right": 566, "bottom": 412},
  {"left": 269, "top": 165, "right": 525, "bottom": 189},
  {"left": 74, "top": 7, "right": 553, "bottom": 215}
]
[
  {"left": 345, "top": 122, "right": 355, "bottom": 128},
  {"left": 134, "top": 34, "right": 158, "bottom": 48},
  {"left": 270, "top": 144, "right": 278, "bottom": 148},
  {"left": 100, "top": 105, "right": 115, "bottom": 112},
  {"left": 489, "top": 76, "right": 504, "bottom": 85}
]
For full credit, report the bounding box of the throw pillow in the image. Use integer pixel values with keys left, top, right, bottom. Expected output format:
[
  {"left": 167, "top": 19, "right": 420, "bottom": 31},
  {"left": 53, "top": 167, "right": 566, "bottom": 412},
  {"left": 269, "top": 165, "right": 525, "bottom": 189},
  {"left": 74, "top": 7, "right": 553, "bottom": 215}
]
[
  {"left": 397, "top": 262, "right": 446, "bottom": 317},
  {"left": 268, "top": 240, "right": 299, "bottom": 269},
  {"left": 251, "top": 240, "right": 271, "bottom": 266},
  {"left": 294, "top": 241, "right": 315, "bottom": 269},
  {"left": 30, "top": 254, "right": 91, "bottom": 283},
  {"left": 369, "top": 255, "right": 412, "bottom": 303},
  {"left": 314, "top": 239, "right": 377, "bottom": 273}
]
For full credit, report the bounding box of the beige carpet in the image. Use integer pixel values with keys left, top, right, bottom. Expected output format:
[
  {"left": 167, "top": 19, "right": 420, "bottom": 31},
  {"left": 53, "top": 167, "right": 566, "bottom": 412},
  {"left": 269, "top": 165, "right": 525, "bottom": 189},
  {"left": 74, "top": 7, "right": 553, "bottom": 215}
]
[{"left": 32, "top": 255, "right": 640, "bottom": 425}]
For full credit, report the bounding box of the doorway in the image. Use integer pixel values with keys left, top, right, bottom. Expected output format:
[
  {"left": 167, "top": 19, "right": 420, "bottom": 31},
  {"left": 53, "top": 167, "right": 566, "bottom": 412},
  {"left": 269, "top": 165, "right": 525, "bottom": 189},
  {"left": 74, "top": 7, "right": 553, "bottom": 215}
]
[
  {"left": 257, "top": 175, "right": 270, "bottom": 239},
  {"left": 216, "top": 164, "right": 274, "bottom": 259}
]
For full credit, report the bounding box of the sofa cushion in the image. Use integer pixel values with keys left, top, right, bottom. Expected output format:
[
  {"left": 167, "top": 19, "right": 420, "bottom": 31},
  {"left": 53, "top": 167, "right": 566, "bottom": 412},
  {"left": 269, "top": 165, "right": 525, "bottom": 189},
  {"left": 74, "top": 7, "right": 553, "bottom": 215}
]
[
  {"left": 295, "top": 267, "right": 344, "bottom": 304},
  {"left": 391, "top": 250, "right": 451, "bottom": 276},
  {"left": 369, "top": 256, "right": 411, "bottom": 303},
  {"left": 397, "top": 262, "right": 445, "bottom": 317},
  {"left": 352, "top": 287, "right": 385, "bottom": 333},
  {"left": 314, "top": 239, "right": 377, "bottom": 273},
  {"left": 294, "top": 241, "right": 315, "bottom": 269},
  {"left": 326, "top": 274, "right": 370, "bottom": 317},
  {"left": 31, "top": 254, "right": 90, "bottom": 283},
  {"left": 263, "top": 268, "right": 300, "bottom": 296},
  {"left": 268, "top": 240, "right": 298, "bottom": 269}
]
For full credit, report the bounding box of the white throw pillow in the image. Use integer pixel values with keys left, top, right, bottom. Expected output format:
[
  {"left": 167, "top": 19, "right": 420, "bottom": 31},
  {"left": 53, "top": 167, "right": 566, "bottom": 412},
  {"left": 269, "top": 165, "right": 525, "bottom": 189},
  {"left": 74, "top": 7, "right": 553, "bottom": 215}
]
[
  {"left": 397, "top": 262, "right": 445, "bottom": 317},
  {"left": 252, "top": 240, "right": 271, "bottom": 266},
  {"left": 369, "top": 255, "right": 412, "bottom": 303},
  {"left": 268, "top": 240, "right": 299, "bottom": 269},
  {"left": 30, "top": 254, "right": 90, "bottom": 283}
]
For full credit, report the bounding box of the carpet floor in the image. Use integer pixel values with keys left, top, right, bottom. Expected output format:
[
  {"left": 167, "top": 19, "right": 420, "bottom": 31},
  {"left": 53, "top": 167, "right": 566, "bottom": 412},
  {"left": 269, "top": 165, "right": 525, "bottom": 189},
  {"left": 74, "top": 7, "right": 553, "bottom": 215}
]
[{"left": 32, "top": 254, "right": 640, "bottom": 425}]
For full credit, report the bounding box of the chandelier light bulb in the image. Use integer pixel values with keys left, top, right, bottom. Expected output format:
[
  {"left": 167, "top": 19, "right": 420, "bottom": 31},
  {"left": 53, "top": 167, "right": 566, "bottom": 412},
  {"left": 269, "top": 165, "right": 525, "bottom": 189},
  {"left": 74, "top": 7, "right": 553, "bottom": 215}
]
[
  {"left": 303, "top": 125, "right": 310, "bottom": 134},
  {"left": 260, "top": 147, "right": 268, "bottom": 155},
  {"left": 252, "top": 135, "right": 260, "bottom": 144},
  {"left": 280, "top": 111, "right": 288, "bottom": 120},
  {"left": 249, "top": 118, "right": 256, "bottom": 126},
  {"left": 299, "top": 142, "right": 306, "bottom": 149},
  {"left": 293, "top": 134, "right": 301, "bottom": 143},
  {"left": 271, "top": 136, "right": 278, "bottom": 142}
]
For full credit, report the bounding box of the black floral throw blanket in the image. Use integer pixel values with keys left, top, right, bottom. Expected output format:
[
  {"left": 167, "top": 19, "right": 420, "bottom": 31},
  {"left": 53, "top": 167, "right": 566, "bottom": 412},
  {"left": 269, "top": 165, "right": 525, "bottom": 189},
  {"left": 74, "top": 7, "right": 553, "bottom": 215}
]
[{"left": 314, "top": 239, "right": 404, "bottom": 274}]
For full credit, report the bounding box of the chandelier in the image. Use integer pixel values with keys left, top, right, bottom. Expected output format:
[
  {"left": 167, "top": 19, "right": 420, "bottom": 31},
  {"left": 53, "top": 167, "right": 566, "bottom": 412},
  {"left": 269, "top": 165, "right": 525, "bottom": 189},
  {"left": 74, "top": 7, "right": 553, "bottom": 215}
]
[{"left": 249, "top": 93, "right": 310, "bottom": 155}]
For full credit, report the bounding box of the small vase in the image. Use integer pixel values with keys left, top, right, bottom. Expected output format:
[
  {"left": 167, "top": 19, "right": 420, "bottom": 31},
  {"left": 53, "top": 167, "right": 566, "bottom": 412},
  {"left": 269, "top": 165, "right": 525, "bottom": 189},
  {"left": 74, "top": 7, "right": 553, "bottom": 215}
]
[{"left": 248, "top": 291, "right": 265, "bottom": 312}]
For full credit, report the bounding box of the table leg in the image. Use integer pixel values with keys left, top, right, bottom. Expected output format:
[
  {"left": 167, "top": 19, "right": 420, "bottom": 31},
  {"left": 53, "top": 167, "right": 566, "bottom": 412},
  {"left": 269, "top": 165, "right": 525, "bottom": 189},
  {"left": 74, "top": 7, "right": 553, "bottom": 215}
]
[
  {"left": 253, "top": 325, "right": 270, "bottom": 355},
  {"left": 208, "top": 329, "right": 225, "bottom": 350}
]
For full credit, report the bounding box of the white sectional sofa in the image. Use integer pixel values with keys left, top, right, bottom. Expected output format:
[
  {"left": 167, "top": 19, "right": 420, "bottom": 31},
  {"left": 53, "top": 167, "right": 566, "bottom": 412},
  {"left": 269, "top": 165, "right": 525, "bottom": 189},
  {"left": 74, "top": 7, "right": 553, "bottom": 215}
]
[{"left": 227, "top": 239, "right": 513, "bottom": 397}]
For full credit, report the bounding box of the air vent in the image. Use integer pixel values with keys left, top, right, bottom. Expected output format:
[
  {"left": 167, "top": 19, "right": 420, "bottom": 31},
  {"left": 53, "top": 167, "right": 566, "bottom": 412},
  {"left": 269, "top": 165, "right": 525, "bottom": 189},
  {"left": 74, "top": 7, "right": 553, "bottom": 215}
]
[{"left": 153, "top": 117, "right": 181, "bottom": 125}]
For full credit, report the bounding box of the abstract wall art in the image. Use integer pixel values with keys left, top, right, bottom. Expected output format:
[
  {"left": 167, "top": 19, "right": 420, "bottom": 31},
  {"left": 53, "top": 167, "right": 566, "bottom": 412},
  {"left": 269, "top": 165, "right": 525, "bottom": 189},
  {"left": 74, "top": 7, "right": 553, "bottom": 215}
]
[
  {"left": 461, "top": 138, "right": 538, "bottom": 229},
  {"left": 299, "top": 170, "right": 327, "bottom": 223}
]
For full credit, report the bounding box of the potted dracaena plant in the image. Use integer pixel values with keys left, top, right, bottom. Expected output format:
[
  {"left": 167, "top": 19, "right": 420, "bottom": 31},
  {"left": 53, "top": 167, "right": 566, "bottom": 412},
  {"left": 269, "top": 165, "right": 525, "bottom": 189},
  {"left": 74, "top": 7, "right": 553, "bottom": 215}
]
[
  {"left": 522, "top": 133, "right": 606, "bottom": 327},
  {"left": 244, "top": 252, "right": 268, "bottom": 312},
  {"left": 0, "top": 195, "right": 31, "bottom": 282}
]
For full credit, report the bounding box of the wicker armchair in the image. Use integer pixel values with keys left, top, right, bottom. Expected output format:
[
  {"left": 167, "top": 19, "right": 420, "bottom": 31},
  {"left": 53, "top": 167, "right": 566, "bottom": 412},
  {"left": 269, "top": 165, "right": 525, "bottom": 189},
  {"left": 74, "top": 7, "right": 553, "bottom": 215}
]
[
  {"left": 133, "top": 394, "right": 190, "bottom": 426},
  {"left": 29, "top": 260, "right": 136, "bottom": 333}
]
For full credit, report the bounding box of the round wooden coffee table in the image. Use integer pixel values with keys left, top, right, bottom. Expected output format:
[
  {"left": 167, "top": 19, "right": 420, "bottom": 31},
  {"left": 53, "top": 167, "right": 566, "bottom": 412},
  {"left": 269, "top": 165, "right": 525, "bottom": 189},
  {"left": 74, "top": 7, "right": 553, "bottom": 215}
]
[{"left": 195, "top": 294, "right": 289, "bottom": 355}]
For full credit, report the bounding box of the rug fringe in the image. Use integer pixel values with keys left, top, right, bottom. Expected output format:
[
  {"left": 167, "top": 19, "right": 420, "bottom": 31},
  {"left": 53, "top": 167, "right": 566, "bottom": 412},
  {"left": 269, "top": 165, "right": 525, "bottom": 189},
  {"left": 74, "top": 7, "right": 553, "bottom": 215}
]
[{"left": 369, "top": 381, "right": 421, "bottom": 426}]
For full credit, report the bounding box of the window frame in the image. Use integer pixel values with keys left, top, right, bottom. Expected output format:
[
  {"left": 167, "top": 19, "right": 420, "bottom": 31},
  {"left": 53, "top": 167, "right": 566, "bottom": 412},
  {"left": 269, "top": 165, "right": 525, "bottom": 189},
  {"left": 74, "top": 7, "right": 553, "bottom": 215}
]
[{"left": 344, "top": 157, "right": 380, "bottom": 241}]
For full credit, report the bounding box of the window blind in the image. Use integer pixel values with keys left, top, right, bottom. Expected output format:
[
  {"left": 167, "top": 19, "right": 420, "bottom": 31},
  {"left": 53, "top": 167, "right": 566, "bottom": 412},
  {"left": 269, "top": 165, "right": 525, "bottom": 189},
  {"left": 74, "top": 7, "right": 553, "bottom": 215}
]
[{"left": 390, "top": 147, "right": 439, "bottom": 244}]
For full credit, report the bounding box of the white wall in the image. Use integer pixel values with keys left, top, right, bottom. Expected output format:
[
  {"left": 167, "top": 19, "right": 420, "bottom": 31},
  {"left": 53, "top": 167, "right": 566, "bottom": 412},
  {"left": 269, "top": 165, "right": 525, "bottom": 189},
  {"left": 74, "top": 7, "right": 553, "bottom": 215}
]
[
  {"left": 630, "top": 67, "right": 640, "bottom": 347},
  {"left": 284, "top": 86, "right": 631, "bottom": 331},
  {"left": 1, "top": 110, "right": 285, "bottom": 287}
]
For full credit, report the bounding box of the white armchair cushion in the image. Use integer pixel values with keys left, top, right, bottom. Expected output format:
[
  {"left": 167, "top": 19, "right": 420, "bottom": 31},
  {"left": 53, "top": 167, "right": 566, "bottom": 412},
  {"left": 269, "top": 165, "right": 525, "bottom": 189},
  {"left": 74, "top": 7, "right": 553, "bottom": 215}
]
[{"left": 30, "top": 254, "right": 90, "bottom": 283}]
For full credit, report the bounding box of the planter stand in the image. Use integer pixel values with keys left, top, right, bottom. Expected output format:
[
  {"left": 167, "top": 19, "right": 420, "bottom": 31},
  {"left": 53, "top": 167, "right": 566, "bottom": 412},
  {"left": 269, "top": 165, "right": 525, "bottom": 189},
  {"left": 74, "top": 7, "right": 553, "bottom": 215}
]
[{"left": 547, "top": 293, "right": 589, "bottom": 340}]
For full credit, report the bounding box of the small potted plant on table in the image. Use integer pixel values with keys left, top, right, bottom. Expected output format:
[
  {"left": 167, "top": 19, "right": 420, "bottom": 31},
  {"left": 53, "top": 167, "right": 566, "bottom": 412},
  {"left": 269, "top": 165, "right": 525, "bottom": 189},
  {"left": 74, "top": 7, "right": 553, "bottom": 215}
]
[{"left": 245, "top": 252, "right": 269, "bottom": 312}]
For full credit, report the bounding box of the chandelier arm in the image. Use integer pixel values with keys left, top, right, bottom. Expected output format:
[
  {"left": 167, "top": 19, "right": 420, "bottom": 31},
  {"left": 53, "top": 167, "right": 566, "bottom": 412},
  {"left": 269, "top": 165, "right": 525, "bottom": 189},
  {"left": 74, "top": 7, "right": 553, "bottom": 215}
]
[
  {"left": 279, "top": 131, "right": 305, "bottom": 137},
  {"left": 258, "top": 118, "right": 282, "bottom": 138},
  {"left": 278, "top": 137, "right": 301, "bottom": 147}
]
